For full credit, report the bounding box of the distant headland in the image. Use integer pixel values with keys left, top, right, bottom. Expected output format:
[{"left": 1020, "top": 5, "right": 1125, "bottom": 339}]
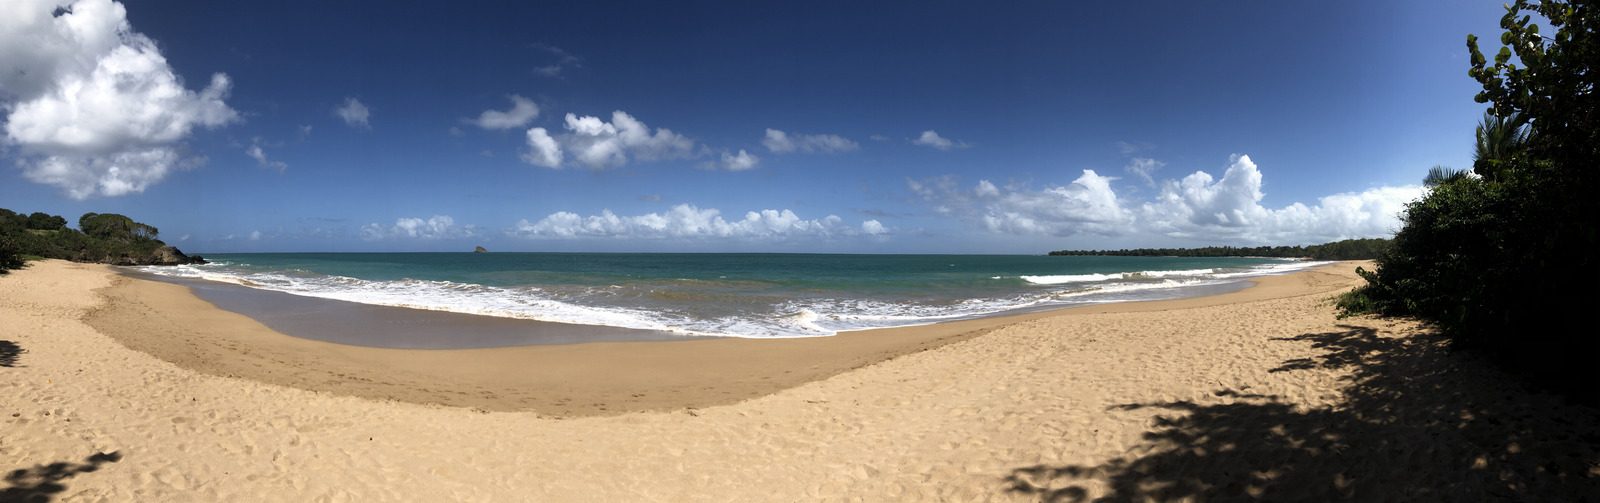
[{"left": 1, "top": 208, "right": 204, "bottom": 273}]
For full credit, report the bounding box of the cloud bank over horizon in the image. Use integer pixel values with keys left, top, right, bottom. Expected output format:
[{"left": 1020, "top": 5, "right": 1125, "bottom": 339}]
[
  {"left": 909, "top": 154, "right": 1421, "bottom": 246},
  {"left": 507, "top": 204, "right": 885, "bottom": 242}
]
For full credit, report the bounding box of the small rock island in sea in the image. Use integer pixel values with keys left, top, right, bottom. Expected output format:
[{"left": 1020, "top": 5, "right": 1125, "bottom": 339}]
[{"left": 475, "top": 246, "right": 489, "bottom": 253}]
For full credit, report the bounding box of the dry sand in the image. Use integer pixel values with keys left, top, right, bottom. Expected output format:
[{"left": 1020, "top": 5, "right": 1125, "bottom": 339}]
[{"left": 3, "top": 259, "right": 1597, "bottom": 501}]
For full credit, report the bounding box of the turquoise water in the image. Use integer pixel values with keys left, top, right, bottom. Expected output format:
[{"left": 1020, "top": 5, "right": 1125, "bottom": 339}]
[{"left": 136, "top": 253, "right": 1326, "bottom": 338}]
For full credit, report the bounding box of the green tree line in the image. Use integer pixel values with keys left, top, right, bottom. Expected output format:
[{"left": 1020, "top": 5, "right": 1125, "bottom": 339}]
[
  {"left": 1048, "top": 238, "right": 1391, "bottom": 261},
  {"left": 0, "top": 208, "right": 202, "bottom": 274},
  {"left": 1336, "top": 0, "right": 1596, "bottom": 402}
]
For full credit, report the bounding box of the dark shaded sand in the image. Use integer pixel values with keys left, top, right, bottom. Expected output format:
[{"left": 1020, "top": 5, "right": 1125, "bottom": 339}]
[{"left": 85, "top": 265, "right": 1357, "bottom": 417}]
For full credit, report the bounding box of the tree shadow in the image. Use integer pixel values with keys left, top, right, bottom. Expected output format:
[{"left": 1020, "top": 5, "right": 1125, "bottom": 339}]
[
  {"left": 0, "top": 340, "right": 23, "bottom": 368},
  {"left": 1, "top": 451, "right": 123, "bottom": 503},
  {"left": 1004, "top": 324, "right": 1600, "bottom": 501}
]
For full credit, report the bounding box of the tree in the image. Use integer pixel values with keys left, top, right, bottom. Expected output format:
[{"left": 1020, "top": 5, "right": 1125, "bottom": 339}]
[
  {"left": 1470, "top": 112, "right": 1531, "bottom": 180},
  {"left": 79, "top": 213, "right": 158, "bottom": 241},
  {"left": 1422, "top": 165, "right": 1468, "bottom": 187},
  {"left": 1342, "top": 0, "right": 1597, "bottom": 400},
  {"left": 24, "top": 212, "right": 66, "bottom": 231},
  {"left": 1467, "top": 0, "right": 1597, "bottom": 184}
]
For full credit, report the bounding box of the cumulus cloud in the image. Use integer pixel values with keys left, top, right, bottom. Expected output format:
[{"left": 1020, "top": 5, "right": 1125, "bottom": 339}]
[
  {"left": 910, "top": 154, "right": 1422, "bottom": 244},
  {"left": 1137, "top": 154, "right": 1420, "bottom": 243},
  {"left": 721, "top": 149, "right": 760, "bottom": 171},
  {"left": 1125, "top": 157, "right": 1164, "bottom": 187},
  {"left": 861, "top": 219, "right": 887, "bottom": 235},
  {"left": 912, "top": 130, "right": 969, "bottom": 150},
  {"left": 521, "top": 127, "right": 563, "bottom": 167},
  {"left": 507, "top": 204, "right": 880, "bottom": 241},
  {"left": 246, "top": 138, "right": 286, "bottom": 173},
  {"left": 762, "top": 129, "right": 859, "bottom": 154},
  {"left": 360, "top": 215, "right": 479, "bottom": 240},
  {"left": 467, "top": 94, "right": 539, "bottom": 130},
  {"left": 334, "top": 97, "right": 370, "bottom": 128},
  {"left": 519, "top": 110, "right": 694, "bottom": 170},
  {"left": 0, "top": 0, "right": 239, "bottom": 199},
  {"left": 911, "top": 171, "right": 1132, "bottom": 236}
]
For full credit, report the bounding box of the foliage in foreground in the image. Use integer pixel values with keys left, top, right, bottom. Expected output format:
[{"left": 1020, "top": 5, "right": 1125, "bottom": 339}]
[
  {"left": 1048, "top": 238, "right": 1390, "bottom": 261},
  {"left": 1338, "top": 0, "right": 1596, "bottom": 400}
]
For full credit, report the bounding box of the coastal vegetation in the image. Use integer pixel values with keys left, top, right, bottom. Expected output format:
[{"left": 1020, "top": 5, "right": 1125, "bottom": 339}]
[
  {"left": 1336, "top": 0, "right": 1596, "bottom": 400},
  {"left": 1048, "top": 238, "right": 1389, "bottom": 260},
  {"left": 0, "top": 208, "right": 202, "bottom": 274}
]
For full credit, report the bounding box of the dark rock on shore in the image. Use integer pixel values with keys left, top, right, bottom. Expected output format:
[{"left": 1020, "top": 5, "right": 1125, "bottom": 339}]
[{"left": 78, "top": 245, "right": 206, "bottom": 266}]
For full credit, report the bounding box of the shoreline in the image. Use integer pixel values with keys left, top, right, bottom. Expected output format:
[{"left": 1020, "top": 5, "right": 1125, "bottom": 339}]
[
  {"left": 123, "top": 266, "right": 1263, "bottom": 349},
  {"left": 9, "top": 258, "right": 1597, "bottom": 500},
  {"left": 84, "top": 260, "right": 1360, "bottom": 417}
]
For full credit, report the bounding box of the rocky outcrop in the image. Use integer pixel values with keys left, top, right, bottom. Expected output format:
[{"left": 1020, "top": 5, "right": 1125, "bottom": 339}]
[
  {"left": 149, "top": 245, "right": 205, "bottom": 265},
  {"left": 79, "top": 245, "right": 205, "bottom": 266},
  {"left": 475, "top": 246, "right": 489, "bottom": 253}
]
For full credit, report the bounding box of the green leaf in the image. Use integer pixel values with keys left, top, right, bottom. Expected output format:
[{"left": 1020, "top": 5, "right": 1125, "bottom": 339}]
[{"left": 1496, "top": 47, "right": 1512, "bottom": 64}]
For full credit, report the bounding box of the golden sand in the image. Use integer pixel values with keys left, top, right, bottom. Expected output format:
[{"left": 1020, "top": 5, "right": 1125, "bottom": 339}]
[{"left": 3, "top": 259, "right": 1596, "bottom": 501}]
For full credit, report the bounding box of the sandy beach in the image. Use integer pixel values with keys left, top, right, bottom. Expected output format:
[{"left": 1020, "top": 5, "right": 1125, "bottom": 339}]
[{"left": 4, "top": 259, "right": 1597, "bottom": 501}]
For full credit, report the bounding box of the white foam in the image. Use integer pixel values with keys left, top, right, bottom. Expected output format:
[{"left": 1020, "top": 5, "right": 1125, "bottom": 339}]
[{"left": 128, "top": 258, "right": 1322, "bottom": 339}]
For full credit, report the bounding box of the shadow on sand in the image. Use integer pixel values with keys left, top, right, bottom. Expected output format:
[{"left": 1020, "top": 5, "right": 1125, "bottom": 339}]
[
  {"left": 0, "top": 340, "right": 21, "bottom": 368},
  {"left": 1, "top": 451, "right": 123, "bottom": 503},
  {"left": 1004, "top": 323, "right": 1600, "bottom": 501}
]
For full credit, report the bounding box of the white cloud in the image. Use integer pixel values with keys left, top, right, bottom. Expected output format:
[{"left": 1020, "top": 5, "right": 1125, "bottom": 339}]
[
  {"left": 862, "top": 220, "right": 887, "bottom": 235},
  {"left": 334, "top": 97, "right": 370, "bottom": 128},
  {"left": 521, "top": 127, "right": 563, "bottom": 167},
  {"left": 519, "top": 110, "right": 695, "bottom": 170},
  {"left": 248, "top": 230, "right": 262, "bottom": 241},
  {"left": 468, "top": 94, "right": 539, "bottom": 130},
  {"left": 361, "top": 215, "right": 479, "bottom": 240},
  {"left": 1125, "top": 157, "right": 1164, "bottom": 187},
  {"left": 909, "top": 171, "right": 1132, "bottom": 236},
  {"left": 762, "top": 129, "right": 859, "bottom": 154},
  {"left": 0, "top": 0, "right": 238, "bottom": 199},
  {"left": 912, "top": 130, "right": 968, "bottom": 150},
  {"left": 1136, "top": 155, "right": 1420, "bottom": 243},
  {"left": 909, "top": 154, "right": 1423, "bottom": 244},
  {"left": 508, "top": 204, "right": 880, "bottom": 241},
  {"left": 246, "top": 138, "right": 286, "bottom": 173},
  {"left": 715, "top": 149, "right": 760, "bottom": 171}
]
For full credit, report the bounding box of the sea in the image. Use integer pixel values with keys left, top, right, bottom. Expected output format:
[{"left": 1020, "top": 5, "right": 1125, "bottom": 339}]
[{"left": 133, "top": 253, "right": 1331, "bottom": 339}]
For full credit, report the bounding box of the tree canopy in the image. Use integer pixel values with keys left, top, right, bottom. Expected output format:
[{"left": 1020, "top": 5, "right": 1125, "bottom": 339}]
[{"left": 1049, "top": 238, "right": 1391, "bottom": 261}]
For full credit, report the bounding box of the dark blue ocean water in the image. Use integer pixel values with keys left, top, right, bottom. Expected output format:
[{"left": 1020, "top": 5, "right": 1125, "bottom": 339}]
[{"left": 136, "top": 253, "right": 1327, "bottom": 338}]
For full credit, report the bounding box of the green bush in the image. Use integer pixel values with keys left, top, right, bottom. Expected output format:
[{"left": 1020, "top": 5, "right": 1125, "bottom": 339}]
[{"left": 0, "top": 234, "right": 24, "bottom": 273}]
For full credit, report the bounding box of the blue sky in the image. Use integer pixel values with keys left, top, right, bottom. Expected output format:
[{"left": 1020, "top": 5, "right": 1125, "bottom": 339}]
[{"left": 1, "top": 0, "right": 1513, "bottom": 253}]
